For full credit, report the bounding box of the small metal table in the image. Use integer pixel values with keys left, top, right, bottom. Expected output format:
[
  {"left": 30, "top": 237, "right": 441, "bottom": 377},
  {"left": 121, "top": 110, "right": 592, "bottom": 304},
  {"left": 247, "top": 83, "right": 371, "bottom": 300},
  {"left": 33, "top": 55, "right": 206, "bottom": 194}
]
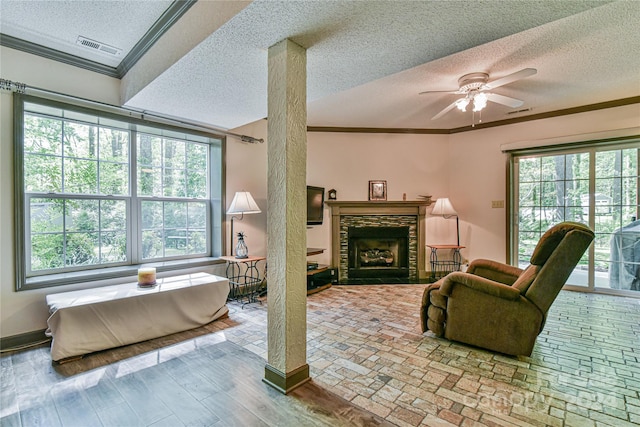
[
  {"left": 427, "top": 244, "right": 465, "bottom": 280},
  {"left": 219, "top": 255, "right": 266, "bottom": 307}
]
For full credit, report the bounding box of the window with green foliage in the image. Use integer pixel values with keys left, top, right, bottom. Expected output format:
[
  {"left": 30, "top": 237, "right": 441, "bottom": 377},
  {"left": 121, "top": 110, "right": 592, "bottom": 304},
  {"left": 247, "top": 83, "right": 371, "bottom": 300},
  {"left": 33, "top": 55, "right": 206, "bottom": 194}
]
[
  {"left": 15, "top": 94, "right": 223, "bottom": 290},
  {"left": 510, "top": 138, "right": 640, "bottom": 295}
]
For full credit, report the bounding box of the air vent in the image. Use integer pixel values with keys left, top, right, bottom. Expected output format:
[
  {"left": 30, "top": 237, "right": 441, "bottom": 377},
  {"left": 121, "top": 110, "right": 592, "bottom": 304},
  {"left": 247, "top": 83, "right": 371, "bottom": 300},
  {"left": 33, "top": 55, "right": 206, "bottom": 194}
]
[{"left": 76, "top": 36, "right": 122, "bottom": 56}]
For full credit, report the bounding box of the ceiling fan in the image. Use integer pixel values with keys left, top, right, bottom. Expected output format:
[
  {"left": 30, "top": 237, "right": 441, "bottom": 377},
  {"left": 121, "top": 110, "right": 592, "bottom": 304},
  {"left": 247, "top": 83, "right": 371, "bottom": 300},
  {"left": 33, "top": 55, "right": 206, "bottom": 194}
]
[{"left": 420, "top": 68, "right": 537, "bottom": 121}]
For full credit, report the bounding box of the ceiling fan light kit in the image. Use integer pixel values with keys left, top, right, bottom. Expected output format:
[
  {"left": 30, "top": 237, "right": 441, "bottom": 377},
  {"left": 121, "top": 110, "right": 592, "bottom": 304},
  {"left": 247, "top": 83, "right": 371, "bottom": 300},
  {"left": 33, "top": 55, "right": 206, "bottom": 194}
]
[
  {"left": 455, "top": 97, "right": 469, "bottom": 112},
  {"left": 472, "top": 93, "right": 488, "bottom": 112},
  {"left": 422, "top": 68, "right": 537, "bottom": 126},
  {"left": 454, "top": 91, "right": 487, "bottom": 113}
]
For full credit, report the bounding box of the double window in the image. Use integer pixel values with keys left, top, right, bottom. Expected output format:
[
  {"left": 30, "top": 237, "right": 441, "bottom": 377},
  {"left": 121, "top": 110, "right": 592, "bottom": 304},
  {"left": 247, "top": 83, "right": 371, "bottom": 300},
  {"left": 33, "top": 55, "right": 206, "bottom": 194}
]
[
  {"left": 15, "top": 95, "right": 223, "bottom": 290},
  {"left": 509, "top": 137, "right": 640, "bottom": 295}
]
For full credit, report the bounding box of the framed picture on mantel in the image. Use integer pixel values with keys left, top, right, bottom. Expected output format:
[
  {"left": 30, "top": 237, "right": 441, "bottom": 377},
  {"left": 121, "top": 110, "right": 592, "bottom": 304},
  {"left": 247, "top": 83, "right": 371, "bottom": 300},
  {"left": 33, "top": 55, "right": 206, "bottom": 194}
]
[{"left": 368, "top": 180, "right": 387, "bottom": 201}]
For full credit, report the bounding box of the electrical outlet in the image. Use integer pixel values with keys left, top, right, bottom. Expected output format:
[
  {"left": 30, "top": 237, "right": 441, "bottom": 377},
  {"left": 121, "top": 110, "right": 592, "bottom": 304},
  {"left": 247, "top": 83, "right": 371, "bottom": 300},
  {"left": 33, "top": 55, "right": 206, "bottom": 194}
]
[{"left": 491, "top": 200, "right": 504, "bottom": 208}]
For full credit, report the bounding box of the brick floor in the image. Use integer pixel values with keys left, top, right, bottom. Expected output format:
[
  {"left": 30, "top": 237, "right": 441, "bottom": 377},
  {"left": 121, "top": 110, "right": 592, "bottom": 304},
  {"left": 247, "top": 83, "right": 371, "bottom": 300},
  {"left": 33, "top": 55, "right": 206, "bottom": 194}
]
[{"left": 223, "top": 285, "right": 640, "bottom": 426}]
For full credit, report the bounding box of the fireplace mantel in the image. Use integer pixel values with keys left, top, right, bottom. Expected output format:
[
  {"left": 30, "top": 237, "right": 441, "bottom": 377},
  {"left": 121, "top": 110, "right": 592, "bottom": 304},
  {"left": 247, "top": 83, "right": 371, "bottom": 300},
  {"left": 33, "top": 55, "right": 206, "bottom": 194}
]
[
  {"left": 326, "top": 200, "right": 431, "bottom": 281},
  {"left": 325, "top": 200, "right": 430, "bottom": 213}
]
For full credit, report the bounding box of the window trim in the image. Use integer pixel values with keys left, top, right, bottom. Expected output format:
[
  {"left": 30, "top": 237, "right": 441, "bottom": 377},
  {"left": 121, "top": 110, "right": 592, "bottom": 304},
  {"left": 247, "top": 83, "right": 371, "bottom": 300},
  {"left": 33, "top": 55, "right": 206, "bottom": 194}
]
[
  {"left": 22, "top": 257, "right": 225, "bottom": 291},
  {"left": 14, "top": 93, "right": 226, "bottom": 291}
]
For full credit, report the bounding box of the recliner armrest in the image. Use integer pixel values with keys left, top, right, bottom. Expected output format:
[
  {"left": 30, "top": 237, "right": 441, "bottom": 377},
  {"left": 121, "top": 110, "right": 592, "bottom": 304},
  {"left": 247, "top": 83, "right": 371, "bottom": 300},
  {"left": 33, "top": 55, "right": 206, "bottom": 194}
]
[
  {"left": 466, "top": 259, "right": 523, "bottom": 285},
  {"left": 440, "top": 272, "right": 522, "bottom": 301}
]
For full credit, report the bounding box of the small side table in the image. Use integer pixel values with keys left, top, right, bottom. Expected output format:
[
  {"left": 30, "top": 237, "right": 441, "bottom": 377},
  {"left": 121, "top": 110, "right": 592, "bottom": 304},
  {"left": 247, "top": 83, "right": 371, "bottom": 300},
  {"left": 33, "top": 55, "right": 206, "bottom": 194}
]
[
  {"left": 426, "top": 245, "right": 465, "bottom": 280},
  {"left": 219, "top": 255, "right": 266, "bottom": 307}
]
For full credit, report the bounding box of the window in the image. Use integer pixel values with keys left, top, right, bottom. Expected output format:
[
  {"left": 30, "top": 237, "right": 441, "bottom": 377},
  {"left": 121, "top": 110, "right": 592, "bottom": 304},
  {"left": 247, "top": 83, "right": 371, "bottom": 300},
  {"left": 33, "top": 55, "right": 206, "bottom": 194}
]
[
  {"left": 510, "top": 137, "right": 640, "bottom": 295},
  {"left": 15, "top": 94, "right": 223, "bottom": 290},
  {"left": 136, "top": 132, "right": 210, "bottom": 260}
]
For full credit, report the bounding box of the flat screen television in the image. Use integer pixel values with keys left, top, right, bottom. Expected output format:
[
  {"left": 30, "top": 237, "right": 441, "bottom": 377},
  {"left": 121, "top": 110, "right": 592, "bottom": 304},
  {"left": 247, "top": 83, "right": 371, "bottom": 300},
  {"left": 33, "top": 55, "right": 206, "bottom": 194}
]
[{"left": 307, "top": 186, "right": 325, "bottom": 225}]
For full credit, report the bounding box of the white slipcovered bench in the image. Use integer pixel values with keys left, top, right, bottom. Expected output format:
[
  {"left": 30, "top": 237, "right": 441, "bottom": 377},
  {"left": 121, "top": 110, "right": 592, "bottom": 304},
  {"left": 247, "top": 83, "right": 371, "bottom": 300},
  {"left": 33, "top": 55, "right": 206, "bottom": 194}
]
[{"left": 45, "top": 273, "right": 229, "bottom": 362}]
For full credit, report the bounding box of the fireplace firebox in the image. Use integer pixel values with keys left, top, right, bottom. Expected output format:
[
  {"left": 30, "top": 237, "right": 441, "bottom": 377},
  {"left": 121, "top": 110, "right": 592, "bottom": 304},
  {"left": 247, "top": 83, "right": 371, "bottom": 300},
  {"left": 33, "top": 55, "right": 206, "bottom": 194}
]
[{"left": 348, "top": 226, "right": 409, "bottom": 278}]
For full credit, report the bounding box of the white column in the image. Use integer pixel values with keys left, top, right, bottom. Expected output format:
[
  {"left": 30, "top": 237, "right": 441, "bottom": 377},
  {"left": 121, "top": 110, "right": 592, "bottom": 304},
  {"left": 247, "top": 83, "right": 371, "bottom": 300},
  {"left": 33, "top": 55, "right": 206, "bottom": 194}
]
[{"left": 263, "top": 39, "right": 309, "bottom": 394}]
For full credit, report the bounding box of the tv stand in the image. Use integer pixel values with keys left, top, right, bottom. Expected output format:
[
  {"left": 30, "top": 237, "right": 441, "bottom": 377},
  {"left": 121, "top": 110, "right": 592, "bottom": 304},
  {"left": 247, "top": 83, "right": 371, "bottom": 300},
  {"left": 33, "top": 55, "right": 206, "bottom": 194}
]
[
  {"left": 307, "top": 264, "right": 335, "bottom": 294},
  {"left": 306, "top": 248, "right": 336, "bottom": 294}
]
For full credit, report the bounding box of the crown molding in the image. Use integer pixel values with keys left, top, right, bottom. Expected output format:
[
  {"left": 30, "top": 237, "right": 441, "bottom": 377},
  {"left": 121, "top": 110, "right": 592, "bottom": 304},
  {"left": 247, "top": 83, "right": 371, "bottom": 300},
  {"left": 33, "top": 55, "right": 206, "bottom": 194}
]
[
  {"left": 448, "top": 96, "right": 640, "bottom": 133},
  {"left": 305, "top": 126, "right": 450, "bottom": 134},
  {"left": 117, "top": 0, "right": 197, "bottom": 77},
  {"left": 308, "top": 96, "right": 640, "bottom": 135}
]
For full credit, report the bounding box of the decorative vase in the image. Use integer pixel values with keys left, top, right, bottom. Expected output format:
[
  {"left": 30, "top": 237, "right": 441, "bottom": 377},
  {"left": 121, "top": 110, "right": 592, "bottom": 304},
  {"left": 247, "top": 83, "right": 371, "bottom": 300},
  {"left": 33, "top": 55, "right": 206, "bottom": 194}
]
[{"left": 235, "top": 232, "right": 248, "bottom": 259}]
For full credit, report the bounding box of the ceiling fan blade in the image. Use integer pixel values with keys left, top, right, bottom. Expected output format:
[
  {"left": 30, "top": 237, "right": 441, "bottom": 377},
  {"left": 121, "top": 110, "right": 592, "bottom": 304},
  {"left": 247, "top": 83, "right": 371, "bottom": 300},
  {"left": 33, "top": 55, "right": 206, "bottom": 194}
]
[
  {"left": 431, "top": 99, "right": 460, "bottom": 120},
  {"left": 483, "top": 68, "right": 537, "bottom": 90},
  {"left": 486, "top": 93, "right": 525, "bottom": 108},
  {"left": 419, "top": 89, "right": 460, "bottom": 95}
]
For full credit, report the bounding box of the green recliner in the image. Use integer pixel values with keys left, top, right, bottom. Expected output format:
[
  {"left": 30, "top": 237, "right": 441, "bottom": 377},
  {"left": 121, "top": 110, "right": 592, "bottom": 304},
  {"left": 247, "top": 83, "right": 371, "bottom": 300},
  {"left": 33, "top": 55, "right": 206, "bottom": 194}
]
[{"left": 420, "top": 221, "right": 595, "bottom": 356}]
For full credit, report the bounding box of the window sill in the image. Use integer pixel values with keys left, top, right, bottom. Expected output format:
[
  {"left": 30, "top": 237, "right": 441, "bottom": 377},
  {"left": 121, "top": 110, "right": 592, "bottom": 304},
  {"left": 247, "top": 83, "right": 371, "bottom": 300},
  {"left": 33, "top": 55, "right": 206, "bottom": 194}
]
[{"left": 21, "top": 257, "right": 226, "bottom": 291}]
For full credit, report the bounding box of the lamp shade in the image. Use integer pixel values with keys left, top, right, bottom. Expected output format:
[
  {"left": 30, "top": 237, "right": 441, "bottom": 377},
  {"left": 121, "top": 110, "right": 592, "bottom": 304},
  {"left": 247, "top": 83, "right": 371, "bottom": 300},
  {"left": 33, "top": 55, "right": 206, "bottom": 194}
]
[
  {"left": 227, "top": 191, "right": 261, "bottom": 215},
  {"left": 431, "top": 198, "right": 457, "bottom": 218}
]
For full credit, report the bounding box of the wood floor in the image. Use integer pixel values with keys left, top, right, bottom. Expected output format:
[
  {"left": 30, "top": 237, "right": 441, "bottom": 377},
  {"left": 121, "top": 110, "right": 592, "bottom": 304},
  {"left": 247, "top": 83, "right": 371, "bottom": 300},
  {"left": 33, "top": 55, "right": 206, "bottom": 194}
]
[{"left": 1, "top": 330, "right": 390, "bottom": 427}]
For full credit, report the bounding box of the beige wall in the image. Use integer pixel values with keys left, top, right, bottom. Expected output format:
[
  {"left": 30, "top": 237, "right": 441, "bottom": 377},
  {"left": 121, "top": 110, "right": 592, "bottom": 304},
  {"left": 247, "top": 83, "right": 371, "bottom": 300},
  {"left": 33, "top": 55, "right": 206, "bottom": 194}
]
[
  {"left": 224, "top": 120, "right": 268, "bottom": 259},
  {"left": 227, "top": 124, "right": 452, "bottom": 267},
  {"left": 306, "top": 131, "right": 451, "bottom": 266},
  {"left": 1, "top": 45, "right": 639, "bottom": 338},
  {"left": 232, "top": 105, "right": 640, "bottom": 268}
]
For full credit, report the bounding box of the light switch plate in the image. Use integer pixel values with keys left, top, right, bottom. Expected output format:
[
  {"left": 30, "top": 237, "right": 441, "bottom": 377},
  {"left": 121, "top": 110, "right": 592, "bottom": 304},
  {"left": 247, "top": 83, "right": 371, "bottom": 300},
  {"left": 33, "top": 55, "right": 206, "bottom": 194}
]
[{"left": 492, "top": 200, "right": 504, "bottom": 208}]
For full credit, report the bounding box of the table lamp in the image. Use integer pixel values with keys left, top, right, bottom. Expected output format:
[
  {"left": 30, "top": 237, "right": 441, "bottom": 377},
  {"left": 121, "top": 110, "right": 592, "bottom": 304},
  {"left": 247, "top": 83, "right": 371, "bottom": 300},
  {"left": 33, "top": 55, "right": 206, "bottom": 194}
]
[
  {"left": 431, "top": 197, "right": 460, "bottom": 246},
  {"left": 227, "top": 191, "right": 261, "bottom": 257}
]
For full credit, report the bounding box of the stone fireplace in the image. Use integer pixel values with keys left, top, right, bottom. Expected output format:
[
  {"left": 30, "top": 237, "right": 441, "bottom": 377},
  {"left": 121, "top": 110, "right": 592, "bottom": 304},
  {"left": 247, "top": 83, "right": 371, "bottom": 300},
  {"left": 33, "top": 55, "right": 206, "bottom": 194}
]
[{"left": 326, "top": 201, "right": 430, "bottom": 282}]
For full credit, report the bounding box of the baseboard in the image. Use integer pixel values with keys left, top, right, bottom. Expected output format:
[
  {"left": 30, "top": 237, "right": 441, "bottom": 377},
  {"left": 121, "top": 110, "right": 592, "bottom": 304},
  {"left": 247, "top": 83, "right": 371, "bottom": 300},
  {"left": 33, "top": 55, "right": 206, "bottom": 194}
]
[
  {"left": 263, "top": 363, "right": 310, "bottom": 394},
  {"left": 0, "top": 329, "right": 49, "bottom": 351}
]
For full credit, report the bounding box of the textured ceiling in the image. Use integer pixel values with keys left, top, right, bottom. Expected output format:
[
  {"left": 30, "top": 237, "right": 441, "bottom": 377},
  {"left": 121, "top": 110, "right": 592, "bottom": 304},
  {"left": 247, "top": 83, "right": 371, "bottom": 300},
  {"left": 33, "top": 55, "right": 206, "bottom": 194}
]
[
  {"left": 1, "top": 0, "right": 639, "bottom": 131},
  {"left": 307, "top": 0, "right": 640, "bottom": 129}
]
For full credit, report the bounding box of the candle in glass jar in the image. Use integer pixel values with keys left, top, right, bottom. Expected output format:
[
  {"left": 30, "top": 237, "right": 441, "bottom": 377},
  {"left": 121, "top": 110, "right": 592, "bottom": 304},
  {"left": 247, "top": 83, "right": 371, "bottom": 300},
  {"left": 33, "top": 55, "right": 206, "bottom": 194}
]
[{"left": 138, "top": 267, "right": 156, "bottom": 286}]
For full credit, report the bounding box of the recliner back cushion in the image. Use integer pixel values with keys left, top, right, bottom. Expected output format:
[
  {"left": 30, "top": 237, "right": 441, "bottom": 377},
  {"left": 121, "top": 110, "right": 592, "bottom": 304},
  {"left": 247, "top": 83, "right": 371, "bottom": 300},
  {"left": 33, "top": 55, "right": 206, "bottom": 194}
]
[
  {"left": 512, "top": 265, "right": 540, "bottom": 294},
  {"left": 526, "top": 227, "right": 595, "bottom": 313},
  {"left": 530, "top": 221, "right": 593, "bottom": 265}
]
